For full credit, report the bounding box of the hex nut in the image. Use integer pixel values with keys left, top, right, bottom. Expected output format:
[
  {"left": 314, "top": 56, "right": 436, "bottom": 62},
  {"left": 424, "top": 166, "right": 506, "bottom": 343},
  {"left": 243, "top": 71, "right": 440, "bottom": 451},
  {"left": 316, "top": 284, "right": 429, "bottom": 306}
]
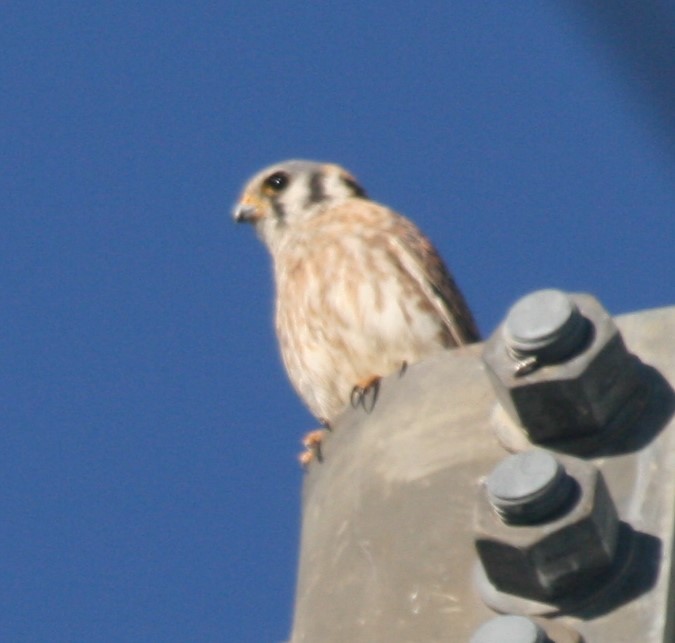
[
  {"left": 474, "top": 454, "right": 619, "bottom": 601},
  {"left": 482, "top": 292, "right": 644, "bottom": 442}
]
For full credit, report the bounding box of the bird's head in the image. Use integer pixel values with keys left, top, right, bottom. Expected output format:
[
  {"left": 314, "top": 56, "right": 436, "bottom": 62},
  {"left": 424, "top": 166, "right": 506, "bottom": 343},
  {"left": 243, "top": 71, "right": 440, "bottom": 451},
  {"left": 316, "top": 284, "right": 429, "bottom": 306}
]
[{"left": 233, "top": 160, "right": 367, "bottom": 251}]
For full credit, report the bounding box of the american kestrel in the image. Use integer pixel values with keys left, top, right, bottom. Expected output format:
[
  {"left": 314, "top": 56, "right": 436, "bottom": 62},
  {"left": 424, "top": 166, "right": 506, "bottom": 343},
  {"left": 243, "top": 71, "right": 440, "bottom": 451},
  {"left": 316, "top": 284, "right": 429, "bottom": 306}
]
[{"left": 233, "top": 160, "right": 480, "bottom": 463}]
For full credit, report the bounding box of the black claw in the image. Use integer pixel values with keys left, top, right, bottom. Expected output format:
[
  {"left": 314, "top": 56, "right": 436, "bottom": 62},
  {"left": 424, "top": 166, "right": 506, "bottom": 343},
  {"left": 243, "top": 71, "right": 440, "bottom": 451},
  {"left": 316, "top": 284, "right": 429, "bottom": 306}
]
[
  {"left": 360, "top": 379, "right": 380, "bottom": 413},
  {"left": 350, "top": 386, "right": 363, "bottom": 409},
  {"left": 350, "top": 379, "right": 381, "bottom": 414}
]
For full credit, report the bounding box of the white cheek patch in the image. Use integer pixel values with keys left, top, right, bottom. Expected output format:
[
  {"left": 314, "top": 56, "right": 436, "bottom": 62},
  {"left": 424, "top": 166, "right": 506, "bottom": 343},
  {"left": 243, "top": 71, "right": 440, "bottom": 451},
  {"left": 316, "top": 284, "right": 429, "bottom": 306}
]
[
  {"left": 322, "top": 170, "right": 354, "bottom": 201},
  {"left": 322, "top": 171, "right": 343, "bottom": 197},
  {"left": 282, "top": 179, "right": 311, "bottom": 215},
  {"left": 258, "top": 180, "right": 312, "bottom": 252}
]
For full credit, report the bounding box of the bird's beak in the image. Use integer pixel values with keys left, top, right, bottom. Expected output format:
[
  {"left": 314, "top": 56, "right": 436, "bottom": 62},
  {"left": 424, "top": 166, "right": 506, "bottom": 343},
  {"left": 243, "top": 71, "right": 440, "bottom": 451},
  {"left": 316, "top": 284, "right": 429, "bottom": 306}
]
[{"left": 233, "top": 194, "right": 263, "bottom": 224}]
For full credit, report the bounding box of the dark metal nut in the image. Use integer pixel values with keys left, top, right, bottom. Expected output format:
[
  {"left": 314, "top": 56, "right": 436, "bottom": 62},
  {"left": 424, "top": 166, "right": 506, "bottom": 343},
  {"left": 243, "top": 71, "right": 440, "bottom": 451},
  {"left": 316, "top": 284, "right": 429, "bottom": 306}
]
[
  {"left": 482, "top": 292, "right": 644, "bottom": 442},
  {"left": 474, "top": 454, "right": 619, "bottom": 601}
]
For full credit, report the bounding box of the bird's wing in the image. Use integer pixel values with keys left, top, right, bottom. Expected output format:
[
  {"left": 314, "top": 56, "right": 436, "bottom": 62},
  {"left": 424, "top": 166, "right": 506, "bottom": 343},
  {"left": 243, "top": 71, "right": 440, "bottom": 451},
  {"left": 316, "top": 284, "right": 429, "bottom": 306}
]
[{"left": 389, "top": 214, "right": 481, "bottom": 346}]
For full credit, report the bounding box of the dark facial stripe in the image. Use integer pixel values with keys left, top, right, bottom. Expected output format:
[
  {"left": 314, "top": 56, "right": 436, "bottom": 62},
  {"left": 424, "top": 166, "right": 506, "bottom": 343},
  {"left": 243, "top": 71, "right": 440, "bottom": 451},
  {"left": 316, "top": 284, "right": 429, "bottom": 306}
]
[
  {"left": 306, "top": 171, "right": 326, "bottom": 207},
  {"left": 271, "top": 197, "right": 286, "bottom": 220},
  {"left": 341, "top": 174, "right": 367, "bottom": 198}
]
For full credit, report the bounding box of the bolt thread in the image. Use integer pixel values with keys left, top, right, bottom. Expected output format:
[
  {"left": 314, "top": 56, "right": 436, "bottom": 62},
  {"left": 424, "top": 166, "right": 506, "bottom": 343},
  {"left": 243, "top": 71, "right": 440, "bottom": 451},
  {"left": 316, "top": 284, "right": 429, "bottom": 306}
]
[{"left": 487, "top": 451, "right": 576, "bottom": 525}]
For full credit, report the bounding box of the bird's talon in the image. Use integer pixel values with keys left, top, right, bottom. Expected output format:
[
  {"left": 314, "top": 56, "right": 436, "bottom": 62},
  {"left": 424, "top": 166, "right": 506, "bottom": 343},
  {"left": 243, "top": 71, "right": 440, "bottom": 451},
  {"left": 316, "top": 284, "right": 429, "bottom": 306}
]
[
  {"left": 350, "top": 375, "right": 382, "bottom": 413},
  {"left": 298, "top": 429, "right": 327, "bottom": 469}
]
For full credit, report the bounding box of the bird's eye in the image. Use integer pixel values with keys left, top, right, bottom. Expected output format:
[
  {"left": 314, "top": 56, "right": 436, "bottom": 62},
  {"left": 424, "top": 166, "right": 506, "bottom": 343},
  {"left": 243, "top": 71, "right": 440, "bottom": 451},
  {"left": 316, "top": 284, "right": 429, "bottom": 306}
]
[{"left": 263, "top": 171, "right": 290, "bottom": 193}]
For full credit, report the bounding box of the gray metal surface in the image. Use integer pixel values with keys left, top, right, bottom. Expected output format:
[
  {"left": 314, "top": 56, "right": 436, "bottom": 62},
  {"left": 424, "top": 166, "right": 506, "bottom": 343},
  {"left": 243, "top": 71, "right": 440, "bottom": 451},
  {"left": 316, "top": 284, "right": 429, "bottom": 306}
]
[{"left": 290, "top": 305, "right": 675, "bottom": 643}]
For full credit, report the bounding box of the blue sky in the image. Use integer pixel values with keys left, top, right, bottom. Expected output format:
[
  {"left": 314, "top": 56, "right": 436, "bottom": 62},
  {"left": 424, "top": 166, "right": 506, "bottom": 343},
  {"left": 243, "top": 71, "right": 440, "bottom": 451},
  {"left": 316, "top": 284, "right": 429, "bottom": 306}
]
[{"left": 2, "top": 3, "right": 673, "bottom": 641}]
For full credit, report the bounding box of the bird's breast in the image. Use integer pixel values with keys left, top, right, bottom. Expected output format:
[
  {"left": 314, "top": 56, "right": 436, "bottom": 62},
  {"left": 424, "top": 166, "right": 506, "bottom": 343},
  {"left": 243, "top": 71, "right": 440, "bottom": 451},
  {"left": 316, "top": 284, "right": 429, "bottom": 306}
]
[{"left": 272, "top": 230, "right": 448, "bottom": 419}]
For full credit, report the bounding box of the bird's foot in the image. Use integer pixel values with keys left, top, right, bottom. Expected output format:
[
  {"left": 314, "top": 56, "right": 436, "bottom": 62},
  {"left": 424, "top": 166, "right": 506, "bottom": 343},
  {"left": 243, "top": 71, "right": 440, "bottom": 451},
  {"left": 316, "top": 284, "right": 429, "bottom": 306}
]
[
  {"left": 298, "top": 421, "right": 331, "bottom": 469},
  {"left": 350, "top": 375, "right": 382, "bottom": 413}
]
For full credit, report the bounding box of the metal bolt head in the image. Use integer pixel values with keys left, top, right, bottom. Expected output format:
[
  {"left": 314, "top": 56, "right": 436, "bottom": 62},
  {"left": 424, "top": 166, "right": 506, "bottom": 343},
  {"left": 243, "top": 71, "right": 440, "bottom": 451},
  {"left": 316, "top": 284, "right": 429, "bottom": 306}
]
[
  {"left": 475, "top": 453, "right": 619, "bottom": 601},
  {"left": 470, "top": 615, "right": 549, "bottom": 643},
  {"left": 486, "top": 450, "right": 573, "bottom": 524},
  {"left": 503, "top": 289, "right": 589, "bottom": 364},
  {"left": 482, "top": 291, "right": 646, "bottom": 443}
]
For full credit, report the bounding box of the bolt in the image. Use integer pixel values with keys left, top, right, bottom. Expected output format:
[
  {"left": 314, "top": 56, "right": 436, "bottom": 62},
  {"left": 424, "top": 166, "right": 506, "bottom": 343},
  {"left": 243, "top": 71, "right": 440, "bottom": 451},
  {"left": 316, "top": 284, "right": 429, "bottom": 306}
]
[
  {"left": 503, "top": 289, "right": 589, "bottom": 368},
  {"left": 470, "top": 615, "right": 549, "bottom": 643},
  {"left": 486, "top": 450, "right": 574, "bottom": 524},
  {"left": 482, "top": 291, "right": 646, "bottom": 443},
  {"left": 475, "top": 453, "right": 619, "bottom": 602}
]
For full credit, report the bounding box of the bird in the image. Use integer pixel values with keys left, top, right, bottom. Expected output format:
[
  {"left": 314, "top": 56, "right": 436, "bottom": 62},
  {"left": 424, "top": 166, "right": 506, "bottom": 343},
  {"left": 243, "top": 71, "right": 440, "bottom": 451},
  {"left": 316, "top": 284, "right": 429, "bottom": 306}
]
[{"left": 233, "top": 160, "right": 480, "bottom": 465}]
